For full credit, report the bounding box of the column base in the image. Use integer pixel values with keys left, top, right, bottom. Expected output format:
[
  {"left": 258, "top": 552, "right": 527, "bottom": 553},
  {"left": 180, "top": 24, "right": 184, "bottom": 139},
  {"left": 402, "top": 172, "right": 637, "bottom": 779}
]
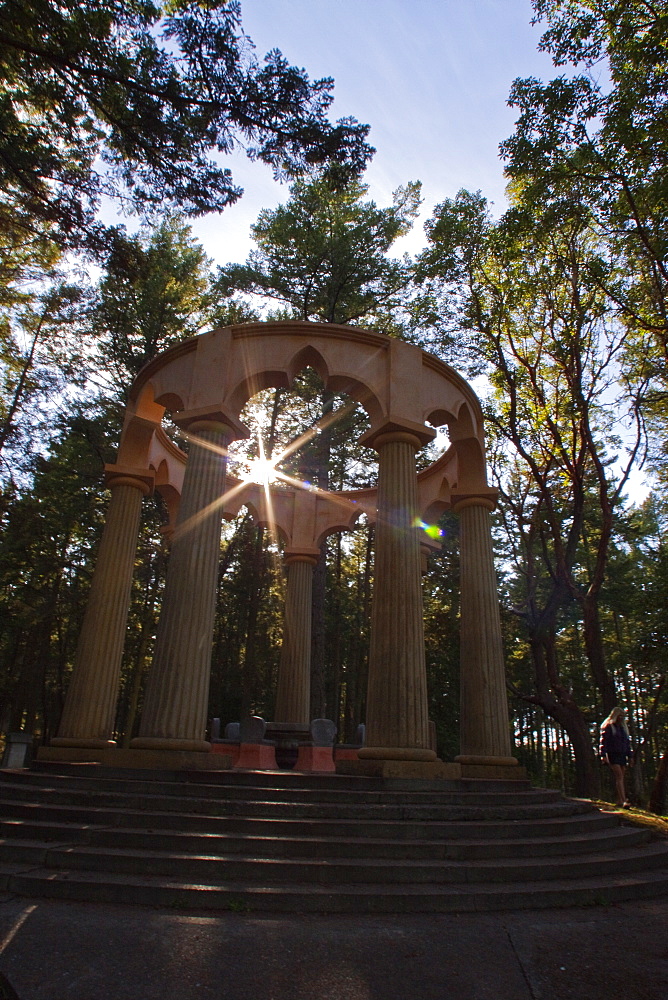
[
  {"left": 130, "top": 737, "right": 211, "bottom": 753},
  {"left": 50, "top": 738, "right": 117, "bottom": 749},
  {"left": 333, "top": 747, "right": 361, "bottom": 762},
  {"left": 36, "top": 746, "right": 232, "bottom": 771},
  {"left": 455, "top": 755, "right": 527, "bottom": 781},
  {"left": 357, "top": 747, "right": 437, "bottom": 762},
  {"left": 337, "top": 758, "right": 460, "bottom": 780}
]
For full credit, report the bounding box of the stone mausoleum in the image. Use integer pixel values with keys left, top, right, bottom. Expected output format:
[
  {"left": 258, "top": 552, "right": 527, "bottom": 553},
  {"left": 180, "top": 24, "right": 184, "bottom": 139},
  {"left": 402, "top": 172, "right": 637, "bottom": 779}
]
[{"left": 40, "top": 321, "right": 522, "bottom": 781}]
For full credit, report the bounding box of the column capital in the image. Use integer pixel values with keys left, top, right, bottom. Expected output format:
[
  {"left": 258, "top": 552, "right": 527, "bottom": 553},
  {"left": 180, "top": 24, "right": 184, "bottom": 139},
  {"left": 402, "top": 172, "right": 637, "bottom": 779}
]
[
  {"left": 172, "top": 406, "right": 249, "bottom": 441},
  {"left": 452, "top": 489, "right": 498, "bottom": 513},
  {"left": 284, "top": 549, "right": 320, "bottom": 567},
  {"left": 359, "top": 417, "right": 436, "bottom": 453},
  {"left": 104, "top": 464, "right": 155, "bottom": 496}
]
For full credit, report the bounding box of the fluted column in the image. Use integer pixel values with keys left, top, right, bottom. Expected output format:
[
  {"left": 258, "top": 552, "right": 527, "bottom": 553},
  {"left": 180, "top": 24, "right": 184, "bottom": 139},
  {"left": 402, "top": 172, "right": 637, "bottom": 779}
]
[
  {"left": 53, "top": 470, "right": 152, "bottom": 748},
  {"left": 274, "top": 554, "right": 317, "bottom": 724},
  {"left": 359, "top": 432, "right": 435, "bottom": 761},
  {"left": 132, "top": 420, "right": 231, "bottom": 752},
  {"left": 454, "top": 496, "right": 516, "bottom": 764}
]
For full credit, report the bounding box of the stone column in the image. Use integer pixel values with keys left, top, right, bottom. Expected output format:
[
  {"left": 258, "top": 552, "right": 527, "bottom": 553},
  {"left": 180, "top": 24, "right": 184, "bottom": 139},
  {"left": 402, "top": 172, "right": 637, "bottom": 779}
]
[
  {"left": 274, "top": 554, "right": 317, "bottom": 725},
  {"left": 132, "top": 420, "right": 232, "bottom": 753},
  {"left": 52, "top": 470, "right": 152, "bottom": 748},
  {"left": 359, "top": 431, "right": 436, "bottom": 762},
  {"left": 454, "top": 496, "right": 517, "bottom": 765}
]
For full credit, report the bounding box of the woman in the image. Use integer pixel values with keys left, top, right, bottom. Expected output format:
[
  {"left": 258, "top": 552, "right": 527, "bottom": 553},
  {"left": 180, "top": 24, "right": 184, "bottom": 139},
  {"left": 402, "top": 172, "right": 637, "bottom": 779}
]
[{"left": 600, "top": 707, "right": 633, "bottom": 807}]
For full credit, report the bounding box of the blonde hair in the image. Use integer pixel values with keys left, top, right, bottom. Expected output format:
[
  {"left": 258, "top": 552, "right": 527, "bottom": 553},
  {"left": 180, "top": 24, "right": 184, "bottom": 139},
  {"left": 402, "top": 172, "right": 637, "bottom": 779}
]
[{"left": 602, "top": 707, "right": 629, "bottom": 735}]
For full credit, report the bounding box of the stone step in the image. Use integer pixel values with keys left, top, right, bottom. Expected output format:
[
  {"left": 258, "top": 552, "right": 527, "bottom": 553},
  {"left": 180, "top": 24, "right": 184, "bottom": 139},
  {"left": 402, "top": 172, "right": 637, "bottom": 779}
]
[
  {"left": 3, "top": 837, "right": 666, "bottom": 885},
  {"left": 3, "top": 863, "right": 668, "bottom": 913},
  {"left": 0, "top": 769, "right": 553, "bottom": 806},
  {"left": 0, "top": 815, "right": 649, "bottom": 860},
  {"left": 1, "top": 766, "right": 666, "bottom": 913},
  {"left": 0, "top": 796, "right": 616, "bottom": 841},
  {"left": 26, "top": 762, "right": 532, "bottom": 793},
  {"left": 0, "top": 783, "right": 592, "bottom": 822}
]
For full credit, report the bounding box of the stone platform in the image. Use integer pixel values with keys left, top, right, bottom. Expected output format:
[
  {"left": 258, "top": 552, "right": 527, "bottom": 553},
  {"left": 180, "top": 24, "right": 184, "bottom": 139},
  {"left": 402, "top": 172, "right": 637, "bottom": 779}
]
[
  {"left": 1, "top": 763, "right": 667, "bottom": 915},
  {"left": 35, "top": 746, "right": 233, "bottom": 771}
]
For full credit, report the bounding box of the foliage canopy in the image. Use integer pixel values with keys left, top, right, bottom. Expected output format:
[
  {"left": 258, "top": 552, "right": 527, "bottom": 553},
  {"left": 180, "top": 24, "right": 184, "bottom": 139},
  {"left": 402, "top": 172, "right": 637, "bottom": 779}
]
[{"left": 0, "top": 0, "right": 373, "bottom": 252}]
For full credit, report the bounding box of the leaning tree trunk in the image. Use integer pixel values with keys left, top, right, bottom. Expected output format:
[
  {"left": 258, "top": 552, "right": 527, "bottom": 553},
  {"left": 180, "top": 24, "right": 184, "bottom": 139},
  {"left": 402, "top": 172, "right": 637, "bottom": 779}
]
[{"left": 528, "top": 632, "right": 601, "bottom": 798}]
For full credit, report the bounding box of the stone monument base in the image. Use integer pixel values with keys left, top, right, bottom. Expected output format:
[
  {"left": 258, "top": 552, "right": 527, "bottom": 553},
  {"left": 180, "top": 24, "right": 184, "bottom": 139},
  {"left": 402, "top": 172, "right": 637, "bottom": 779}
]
[
  {"left": 233, "top": 743, "right": 277, "bottom": 770},
  {"left": 336, "top": 758, "right": 461, "bottom": 780},
  {"left": 295, "top": 745, "right": 336, "bottom": 773},
  {"left": 337, "top": 757, "right": 527, "bottom": 781},
  {"left": 35, "top": 746, "right": 233, "bottom": 771}
]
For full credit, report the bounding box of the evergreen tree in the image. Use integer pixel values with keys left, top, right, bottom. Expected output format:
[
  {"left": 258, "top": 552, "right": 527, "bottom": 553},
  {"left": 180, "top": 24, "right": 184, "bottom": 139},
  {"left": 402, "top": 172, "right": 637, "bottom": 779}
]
[
  {"left": 0, "top": 0, "right": 372, "bottom": 254},
  {"left": 215, "top": 176, "right": 421, "bottom": 331}
]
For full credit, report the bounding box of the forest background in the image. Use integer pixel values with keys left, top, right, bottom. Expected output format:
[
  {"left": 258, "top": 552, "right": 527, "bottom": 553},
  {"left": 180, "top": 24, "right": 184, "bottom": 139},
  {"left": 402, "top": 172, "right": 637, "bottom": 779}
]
[{"left": 1, "top": 0, "right": 667, "bottom": 810}]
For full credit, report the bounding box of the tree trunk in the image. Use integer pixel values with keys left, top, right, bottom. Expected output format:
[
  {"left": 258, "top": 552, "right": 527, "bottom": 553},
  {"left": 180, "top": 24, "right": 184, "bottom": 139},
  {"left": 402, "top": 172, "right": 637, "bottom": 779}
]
[
  {"left": 527, "top": 632, "right": 600, "bottom": 798},
  {"left": 581, "top": 595, "right": 618, "bottom": 713},
  {"left": 241, "top": 526, "right": 265, "bottom": 717},
  {"left": 649, "top": 749, "right": 668, "bottom": 816},
  {"left": 305, "top": 388, "right": 334, "bottom": 722},
  {"left": 310, "top": 543, "right": 327, "bottom": 720}
]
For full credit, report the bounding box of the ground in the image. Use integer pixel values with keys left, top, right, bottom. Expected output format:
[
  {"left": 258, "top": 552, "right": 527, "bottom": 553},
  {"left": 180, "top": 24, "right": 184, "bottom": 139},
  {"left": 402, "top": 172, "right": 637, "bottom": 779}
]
[{"left": 0, "top": 894, "right": 666, "bottom": 1000}]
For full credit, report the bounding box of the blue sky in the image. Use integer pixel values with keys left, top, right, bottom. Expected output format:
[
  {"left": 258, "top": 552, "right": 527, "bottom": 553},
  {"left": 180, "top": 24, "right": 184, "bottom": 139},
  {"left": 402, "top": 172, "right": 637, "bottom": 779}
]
[{"left": 193, "top": 0, "right": 559, "bottom": 265}]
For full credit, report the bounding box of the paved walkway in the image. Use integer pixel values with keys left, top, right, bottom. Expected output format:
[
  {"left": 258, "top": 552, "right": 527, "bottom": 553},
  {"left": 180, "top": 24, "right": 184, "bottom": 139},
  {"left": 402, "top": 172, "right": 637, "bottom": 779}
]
[{"left": 0, "top": 893, "right": 666, "bottom": 1000}]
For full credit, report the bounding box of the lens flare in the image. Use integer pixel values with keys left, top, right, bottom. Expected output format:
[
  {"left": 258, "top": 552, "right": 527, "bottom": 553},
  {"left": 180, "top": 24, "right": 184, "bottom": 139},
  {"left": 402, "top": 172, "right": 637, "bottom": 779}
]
[
  {"left": 241, "top": 456, "right": 278, "bottom": 485},
  {"left": 413, "top": 518, "right": 443, "bottom": 539}
]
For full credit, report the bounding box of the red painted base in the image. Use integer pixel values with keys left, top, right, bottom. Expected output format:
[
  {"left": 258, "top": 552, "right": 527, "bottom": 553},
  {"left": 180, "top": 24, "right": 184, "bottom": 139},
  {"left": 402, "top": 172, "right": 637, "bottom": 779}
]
[
  {"left": 233, "top": 743, "right": 277, "bottom": 770},
  {"left": 211, "top": 743, "right": 240, "bottom": 766},
  {"left": 295, "top": 746, "right": 336, "bottom": 772}
]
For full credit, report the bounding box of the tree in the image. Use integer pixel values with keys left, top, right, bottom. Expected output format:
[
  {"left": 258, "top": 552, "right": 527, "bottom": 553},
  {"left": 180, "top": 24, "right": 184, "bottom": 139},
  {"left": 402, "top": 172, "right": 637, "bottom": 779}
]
[
  {"left": 417, "top": 188, "right": 650, "bottom": 795},
  {"left": 0, "top": 412, "right": 119, "bottom": 740},
  {"left": 90, "top": 216, "right": 214, "bottom": 397},
  {"left": 0, "top": 279, "right": 90, "bottom": 480},
  {"left": 504, "top": 1, "right": 668, "bottom": 347},
  {"left": 215, "top": 176, "right": 421, "bottom": 330},
  {"left": 604, "top": 496, "right": 668, "bottom": 808},
  {"left": 0, "top": 0, "right": 373, "bottom": 255}
]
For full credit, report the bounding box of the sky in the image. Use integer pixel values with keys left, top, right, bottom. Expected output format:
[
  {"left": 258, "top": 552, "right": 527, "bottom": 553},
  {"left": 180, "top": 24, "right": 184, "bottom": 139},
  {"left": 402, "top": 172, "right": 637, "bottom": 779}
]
[{"left": 188, "top": 0, "right": 559, "bottom": 266}]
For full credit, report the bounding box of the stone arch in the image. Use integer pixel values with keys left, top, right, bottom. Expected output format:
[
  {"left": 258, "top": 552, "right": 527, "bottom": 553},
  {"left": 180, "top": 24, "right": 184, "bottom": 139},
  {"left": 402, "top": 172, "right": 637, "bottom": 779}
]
[
  {"left": 226, "top": 345, "right": 384, "bottom": 430},
  {"left": 286, "top": 344, "right": 330, "bottom": 384},
  {"left": 227, "top": 370, "right": 292, "bottom": 417}
]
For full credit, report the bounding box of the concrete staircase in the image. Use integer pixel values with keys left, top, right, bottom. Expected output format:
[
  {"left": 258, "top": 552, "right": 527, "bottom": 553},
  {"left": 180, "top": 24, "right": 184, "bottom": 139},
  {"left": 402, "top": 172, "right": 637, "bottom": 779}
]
[{"left": 1, "top": 763, "right": 667, "bottom": 913}]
